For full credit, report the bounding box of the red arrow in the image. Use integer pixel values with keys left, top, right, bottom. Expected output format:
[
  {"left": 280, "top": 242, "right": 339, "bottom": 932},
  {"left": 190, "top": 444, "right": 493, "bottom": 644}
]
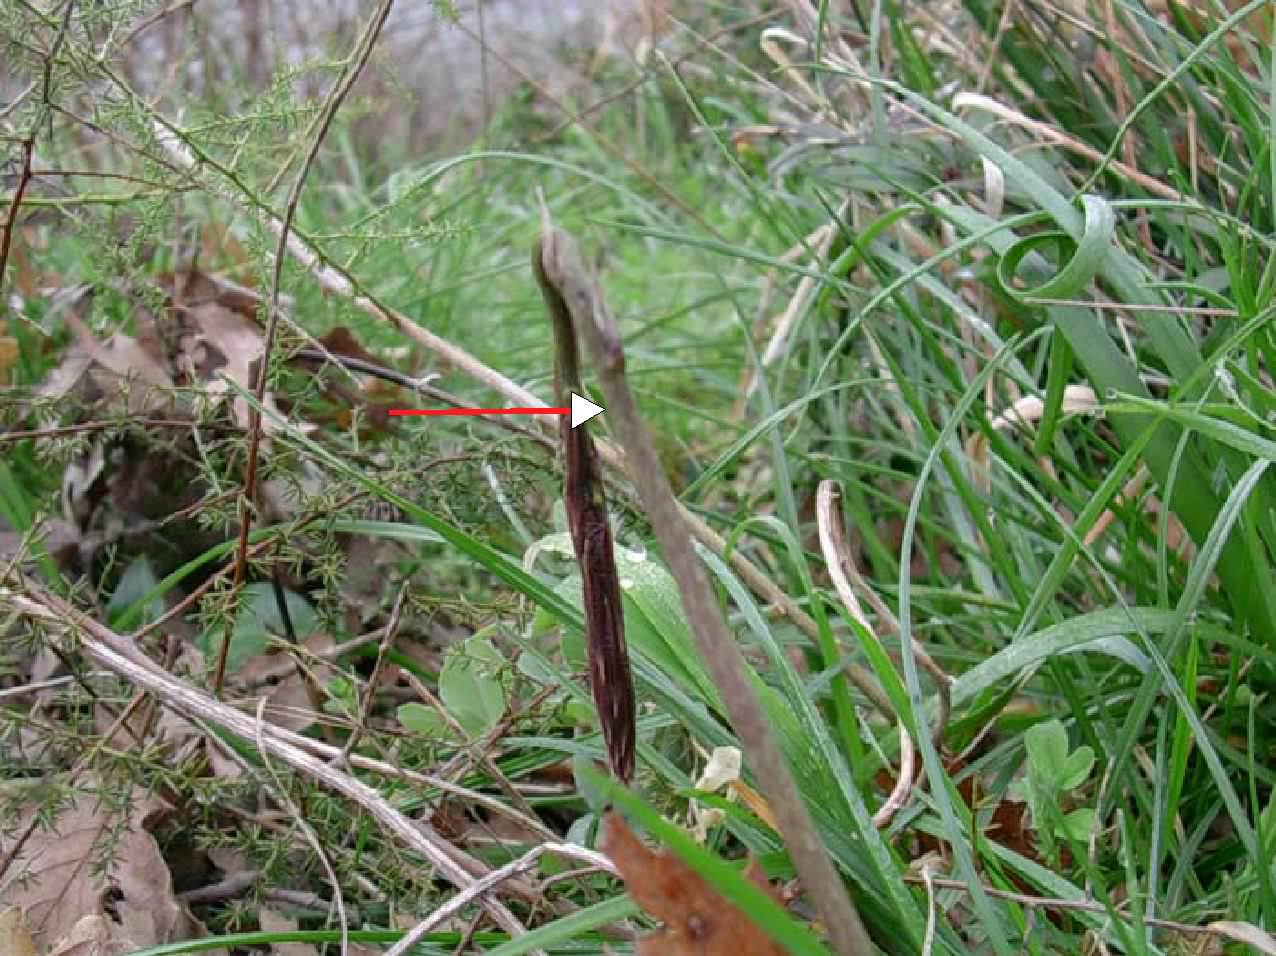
[
  {"left": 388, "top": 406, "right": 566, "bottom": 417},
  {"left": 389, "top": 392, "right": 604, "bottom": 429}
]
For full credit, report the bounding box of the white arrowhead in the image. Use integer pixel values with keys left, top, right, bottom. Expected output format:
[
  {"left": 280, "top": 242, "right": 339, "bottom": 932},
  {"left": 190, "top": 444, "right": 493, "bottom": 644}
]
[{"left": 571, "top": 392, "right": 604, "bottom": 429}]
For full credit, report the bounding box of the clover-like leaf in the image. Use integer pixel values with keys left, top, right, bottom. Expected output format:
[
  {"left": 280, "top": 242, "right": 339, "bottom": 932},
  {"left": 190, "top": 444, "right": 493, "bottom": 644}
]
[
  {"left": 1024, "top": 719, "right": 1071, "bottom": 787},
  {"left": 1060, "top": 807, "right": 1095, "bottom": 842},
  {"left": 438, "top": 634, "right": 507, "bottom": 738},
  {"left": 1059, "top": 745, "right": 1095, "bottom": 791}
]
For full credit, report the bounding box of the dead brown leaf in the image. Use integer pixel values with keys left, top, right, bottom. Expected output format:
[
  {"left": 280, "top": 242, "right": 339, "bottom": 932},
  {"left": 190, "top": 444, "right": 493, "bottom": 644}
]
[
  {"left": 44, "top": 915, "right": 114, "bottom": 956},
  {"left": 0, "top": 781, "right": 200, "bottom": 951},
  {"left": 602, "top": 813, "right": 789, "bottom": 956},
  {"left": 0, "top": 323, "right": 18, "bottom": 386},
  {"left": 177, "top": 300, "right": 267, "bottom": 430},
  {"left": 0, "top": 908, "right": 39, "bottom": 956},
  {"left": 258, "top": 909, "right": 319, "bottom": 956}
]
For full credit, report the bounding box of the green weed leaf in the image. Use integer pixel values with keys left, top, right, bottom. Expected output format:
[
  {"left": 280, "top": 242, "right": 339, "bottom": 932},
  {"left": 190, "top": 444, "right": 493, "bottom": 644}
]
[{"left": 439, "top": 634, "right": 507, "bottom": 738}]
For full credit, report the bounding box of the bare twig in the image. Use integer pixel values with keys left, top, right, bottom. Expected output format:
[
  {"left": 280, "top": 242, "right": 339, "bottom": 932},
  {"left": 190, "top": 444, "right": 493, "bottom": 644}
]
[
  {"left": 111, "top": 0, "right": 197, "bottom": 52},
  {"left": 292, "top": 348, "right": 553, "bottom": 449},
  {"left": 336, "top": 582, "right": 408, "bottom": 764},
  {"left": 402, "top": 670, "right": 541, "bottom": 824},
  {"left": 533, "top": 215, "right": 873, "bottom": 956},
  {"left": 251, "top": 698, "right": 350, "bottom": 956}
]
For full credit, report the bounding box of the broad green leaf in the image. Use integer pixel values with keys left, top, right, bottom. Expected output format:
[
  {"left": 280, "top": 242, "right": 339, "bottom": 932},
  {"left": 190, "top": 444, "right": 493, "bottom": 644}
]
[
  {"left": 1059, "top": 747, "right": 1095, "bottom": 792},
  {"left": 397, "top": 702, "right": 444, "bottom": 738},
  {"left": 199, "top": 583, "right": 317, "bottom": 674},
  {"left": 439, "top": 635, "right": 507, "bottom": 738},
  {"left": 106, "top": 555, "right": 165, "bottom": 629},
  {"left": 527, "top": 532, "right": 718, "bottom": 706},
  {"left": 1061, "top": 808, "right": 1096, "bottom": 842}
]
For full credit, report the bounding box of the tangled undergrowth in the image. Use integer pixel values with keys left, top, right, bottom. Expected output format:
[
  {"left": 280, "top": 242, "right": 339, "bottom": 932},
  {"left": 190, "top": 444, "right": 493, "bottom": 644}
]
[{"left": 4, "top": 1, "right": 1276, "bottom": 954}]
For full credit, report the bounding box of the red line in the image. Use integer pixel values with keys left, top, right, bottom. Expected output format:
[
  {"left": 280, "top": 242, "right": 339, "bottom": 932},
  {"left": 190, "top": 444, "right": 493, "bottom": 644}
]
[{"left": 388, "top": 407, "right": 569, "bottom": 417}]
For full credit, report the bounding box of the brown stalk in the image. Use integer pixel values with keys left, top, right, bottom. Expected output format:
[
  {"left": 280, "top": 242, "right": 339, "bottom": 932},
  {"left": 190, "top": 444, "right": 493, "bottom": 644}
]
[
  {"left": 533, "top": 215, "right": 872, "bottom": 956},
  {"left": 0, "top": 0, "right": 74, "bottom": 294},
  {"left": 533, "top": 234, "right": 636, "bottom": 785}
]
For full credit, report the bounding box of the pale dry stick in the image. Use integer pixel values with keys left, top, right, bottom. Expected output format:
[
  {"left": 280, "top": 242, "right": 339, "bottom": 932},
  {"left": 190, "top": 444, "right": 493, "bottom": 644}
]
[
  {"left": 151, "top": 120, "right": 540, "bottom": 411},
  {"left": 235, "top": 724, "right": 554, "bottom": 908},
  {"left": 9, "top": 578, "right": 540, "bottom": 949},
  {"left": 148, "top": 110, "right": 895, "bottom": 719},
  {"left": 736, "top": 214, "right": 843, "bottom": 417},
  {"left": 0, "top": 80, "right": 36, "bottom": 122},
  {"left": 219, "top": 0, "right": 398, "bottom": 696},
  {"left": 267, "top": 724, "right": 562, "bottom": 850},
  {"left": 872, "top": 723, "right": 915, "bottom": 830},
  {"left": 952, "top": 93, "right": 1192, "bottom": 204},
  {"left": 920, "top": 859, "right": 940, "bottom": 956},
  {"left": 810, "top": 487, "right": 921, "bottom": 828},
  {"left": 816, "top": 481, "right": 952, "bottom": 752},
  {"left": 536, "top": 220, "right": 874, "bottom": 956},
  {"left": 384, "top": 842, "right": 617, "bottom": 956},
  {"left": 759, "top": 27, "right": 833, "bottom": 120}
]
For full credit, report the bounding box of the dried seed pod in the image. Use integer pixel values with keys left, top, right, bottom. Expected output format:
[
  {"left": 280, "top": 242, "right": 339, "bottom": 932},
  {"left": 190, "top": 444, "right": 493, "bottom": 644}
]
[{"left": 534, "top": 232, "right": 636, "bottom": 784}]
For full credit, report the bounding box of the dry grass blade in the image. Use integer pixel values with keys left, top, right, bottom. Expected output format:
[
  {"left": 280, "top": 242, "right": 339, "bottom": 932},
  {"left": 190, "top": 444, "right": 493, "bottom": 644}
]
[
  {"left": 815, "top": 480, "right": 952, "bottom": 752},
  {"left": 534, "top": 217, "right": 873, "bottom": 956}
]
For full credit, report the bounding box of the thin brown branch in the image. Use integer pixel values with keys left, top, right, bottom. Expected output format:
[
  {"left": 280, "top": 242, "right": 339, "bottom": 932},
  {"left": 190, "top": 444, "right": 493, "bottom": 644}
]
[
  {"left": 336, "top": 582, "right": 408, "bottom": 764},
  {"left": 217, "top": 0, "right": 397, "bottom": 695},
  {"left": 0, "top": 0, "right": 74, "bottom": 293}
]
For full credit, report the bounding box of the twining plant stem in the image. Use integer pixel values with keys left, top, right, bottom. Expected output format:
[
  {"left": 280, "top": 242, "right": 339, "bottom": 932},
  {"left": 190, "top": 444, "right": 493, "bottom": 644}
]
[
  {"left": 533, "top": 232, "right": 636, "bottom": 784},
  {"left": 533, "top": 213, "right": 873, "bottom": 956}
]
